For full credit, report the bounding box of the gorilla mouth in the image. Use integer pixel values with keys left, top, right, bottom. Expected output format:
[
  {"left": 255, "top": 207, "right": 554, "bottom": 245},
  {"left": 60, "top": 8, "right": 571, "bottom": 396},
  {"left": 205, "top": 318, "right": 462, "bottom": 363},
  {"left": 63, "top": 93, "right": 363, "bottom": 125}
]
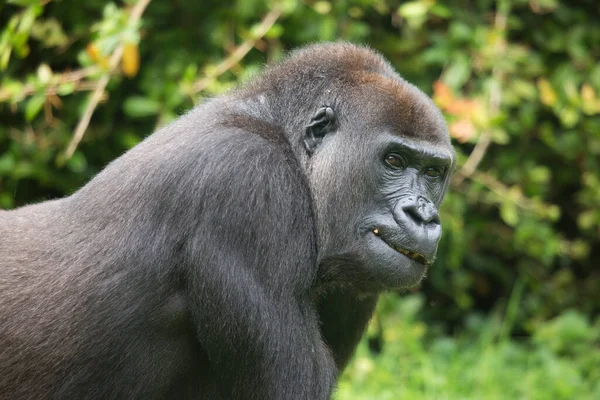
[{"left": 372, "top": 228, "right": 431, "bottom": 266}]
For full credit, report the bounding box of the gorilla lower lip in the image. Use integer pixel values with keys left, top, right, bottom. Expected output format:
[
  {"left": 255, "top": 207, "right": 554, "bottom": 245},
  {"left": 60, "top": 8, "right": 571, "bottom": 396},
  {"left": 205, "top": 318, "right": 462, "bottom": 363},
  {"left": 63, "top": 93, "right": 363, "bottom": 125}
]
[{"left": 372, "top": 228, "right": 430, "bottom": 266}]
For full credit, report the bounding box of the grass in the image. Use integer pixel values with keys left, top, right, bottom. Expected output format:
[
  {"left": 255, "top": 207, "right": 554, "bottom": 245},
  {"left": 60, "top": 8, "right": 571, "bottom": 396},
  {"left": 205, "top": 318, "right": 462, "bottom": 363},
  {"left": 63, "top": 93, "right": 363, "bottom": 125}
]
[{"left": 335, "top": 293, "right": 600, "bottom": 400}]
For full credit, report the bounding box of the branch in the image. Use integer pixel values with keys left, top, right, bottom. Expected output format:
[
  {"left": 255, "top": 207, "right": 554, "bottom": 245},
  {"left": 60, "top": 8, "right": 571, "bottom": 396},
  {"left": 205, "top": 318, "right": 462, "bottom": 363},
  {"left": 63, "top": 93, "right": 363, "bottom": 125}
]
[
  {"left": 0, "top": 67, "right": 98, "bottom": 102},
  {"left": 64, "top": 0, "right": 152, "bottom": 160},
  {"left": 455, "top": 170, "right": 555, "bottom": 216},
  {"left": 191, "top": 8, "right": 281, "bottom": 94}
]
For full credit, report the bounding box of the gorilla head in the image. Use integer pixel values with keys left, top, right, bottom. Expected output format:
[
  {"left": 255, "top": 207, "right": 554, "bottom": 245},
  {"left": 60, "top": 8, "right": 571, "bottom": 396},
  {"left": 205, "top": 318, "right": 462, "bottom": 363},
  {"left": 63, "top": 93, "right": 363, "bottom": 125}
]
[{"left": 245, "top": 43, "right": 454, "bottom": 292}]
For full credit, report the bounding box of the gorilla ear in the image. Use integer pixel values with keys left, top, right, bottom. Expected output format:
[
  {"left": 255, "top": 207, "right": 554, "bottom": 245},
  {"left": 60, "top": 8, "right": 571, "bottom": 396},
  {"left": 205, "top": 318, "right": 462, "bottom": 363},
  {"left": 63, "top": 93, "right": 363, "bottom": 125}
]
[{"left": 304, "top": 106, "right": 338, "bottom": 154}]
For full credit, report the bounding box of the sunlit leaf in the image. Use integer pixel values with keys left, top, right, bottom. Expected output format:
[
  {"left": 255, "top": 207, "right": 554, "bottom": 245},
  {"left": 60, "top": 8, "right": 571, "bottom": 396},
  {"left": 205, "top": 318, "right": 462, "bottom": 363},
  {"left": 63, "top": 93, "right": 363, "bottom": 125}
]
[
  {"left": 500, "top": 202, "right": 519, "bottom": 227},
  {"left": 25, "top": 92, "right": 45, "bottom": 121},
  {"left": 313, "top": 1, "right": 332, "bottom": 15},
  {"left": 121, "top": 42, "right": 140, "bottom": 78},
  {"left": 36, "top": 63, "right": 52, "bottom": 84},
  {"left": 537, "top": 78, "right": 558, "bottom": 107},
  {"left": 398, "top": 1, "right": 428, "bottom": 20},
  {"left": 57, "top": 82, "right": 76, "bottom": 96}
]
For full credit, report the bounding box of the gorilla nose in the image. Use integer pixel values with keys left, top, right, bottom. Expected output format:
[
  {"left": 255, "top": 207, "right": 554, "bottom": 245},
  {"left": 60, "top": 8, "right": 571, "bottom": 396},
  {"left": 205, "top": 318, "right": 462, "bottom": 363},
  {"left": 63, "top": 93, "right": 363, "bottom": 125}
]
[{"left": 401, "top": 196, "right": 440, "bottom": 226}]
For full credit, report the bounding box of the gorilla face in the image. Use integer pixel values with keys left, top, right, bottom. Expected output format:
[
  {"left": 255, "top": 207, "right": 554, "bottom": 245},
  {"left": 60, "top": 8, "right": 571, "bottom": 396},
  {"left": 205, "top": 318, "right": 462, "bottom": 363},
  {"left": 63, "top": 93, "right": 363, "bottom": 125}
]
[
  {"left": 360, "top": 134, "right": 453, "bottom": 289},
  {"left": 307, "top": 82, "right": 454, "bottom": 292}
]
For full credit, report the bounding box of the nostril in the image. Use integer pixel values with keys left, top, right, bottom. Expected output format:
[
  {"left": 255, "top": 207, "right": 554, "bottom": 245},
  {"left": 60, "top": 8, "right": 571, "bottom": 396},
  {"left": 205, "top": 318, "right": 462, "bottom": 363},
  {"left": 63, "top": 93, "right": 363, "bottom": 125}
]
[
  {"left": 403, "top": 206, "right": 423, "bottom": 225},
  {"left": 401, "top": 203, "right": 441, "bottom": 226},
  {"left": 429, "top": 212, "right": 441, "bottom": 226}
]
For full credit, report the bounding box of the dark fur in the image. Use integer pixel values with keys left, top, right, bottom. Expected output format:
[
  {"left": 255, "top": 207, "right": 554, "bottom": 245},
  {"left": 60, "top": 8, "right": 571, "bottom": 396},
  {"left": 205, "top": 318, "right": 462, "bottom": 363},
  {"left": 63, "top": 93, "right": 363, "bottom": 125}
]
[{"left": 0, "top": 42, "right": 454, "bottom": 399}]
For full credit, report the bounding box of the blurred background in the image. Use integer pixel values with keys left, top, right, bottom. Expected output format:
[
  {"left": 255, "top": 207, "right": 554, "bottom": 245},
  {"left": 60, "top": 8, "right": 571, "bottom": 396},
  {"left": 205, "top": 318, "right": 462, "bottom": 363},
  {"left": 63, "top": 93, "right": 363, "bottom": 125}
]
[{"left": 1, "top": 0, "right": 598, "bottom": 398}]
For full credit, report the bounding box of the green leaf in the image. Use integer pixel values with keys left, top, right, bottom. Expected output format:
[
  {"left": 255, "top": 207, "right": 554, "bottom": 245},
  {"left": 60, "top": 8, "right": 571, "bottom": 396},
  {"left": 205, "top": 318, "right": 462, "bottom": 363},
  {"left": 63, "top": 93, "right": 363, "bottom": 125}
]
[
  {"left": 265, "top": 24, "right": 284, "bottom": 39},
  {"left": 500, "top": 202, "right": 519, "bottom": 227},
  {"left": 279, "top": 0, "right": 298, "bottom": 15},
  {"left": 30, "top": 18, "right": 68, "bottom": 48},
  {"left": 530, "top": 166, "right": 550, "bottom": 183},
  {"left": 398, "top": 1, "right": 428, "bottom": 20},
  {"left": 0, "top": 153, "right": 15, "bottom": 174},
  {"left": 25, "top": 93, "right": 45, "bottom": 121},
  {"left": 444, "top": 54, "right": 471, "bottom": 88},
  {"left": 0, "top": 192, "right": 14, "bottom": 209},
  {"left": 313, "top": 1, "right": 332, "bottom": 15},
  {"left": 577, "top": 209, "right": 598, "bottom": 230},
  {"left": 559, "top": 108, "right": 580, "bottom": 128},
  {"left": 57, "top": 82, "right": 76, "bottom": 96},
  {"left": 430, "top": 4, "right": 451, "bottom": 18},
  {"left": 0, "top": 46, "right": 12, "bottom": 70},
  {"left": 8, "top": 0, "right": 40, "bottom": 7},
  {"left": 67, "top": 151, "right": 87, "bottom": 173},
  {"left": 546, "top": 205, "right": 560, "bottom": 221},
  {"left": 123, "top": 96, "right": 160, "bottom": 118},
  {"left": 118, "top": 131, "right": 142, "bottom": 149}
]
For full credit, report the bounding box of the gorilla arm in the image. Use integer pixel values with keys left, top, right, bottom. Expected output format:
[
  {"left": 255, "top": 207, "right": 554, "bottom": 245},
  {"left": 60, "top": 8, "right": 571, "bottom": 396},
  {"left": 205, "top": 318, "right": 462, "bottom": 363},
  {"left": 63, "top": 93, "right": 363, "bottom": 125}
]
[{"left": 179, "top": 123, "right": 336, "bottom": 399}]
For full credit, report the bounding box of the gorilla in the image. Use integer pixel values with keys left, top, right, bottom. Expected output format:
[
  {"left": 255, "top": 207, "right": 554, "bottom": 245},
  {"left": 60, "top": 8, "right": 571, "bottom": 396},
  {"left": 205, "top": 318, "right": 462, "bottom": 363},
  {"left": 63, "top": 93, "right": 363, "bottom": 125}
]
[{"left": 0, "top": 42, "right": 454, "bottom": 399}]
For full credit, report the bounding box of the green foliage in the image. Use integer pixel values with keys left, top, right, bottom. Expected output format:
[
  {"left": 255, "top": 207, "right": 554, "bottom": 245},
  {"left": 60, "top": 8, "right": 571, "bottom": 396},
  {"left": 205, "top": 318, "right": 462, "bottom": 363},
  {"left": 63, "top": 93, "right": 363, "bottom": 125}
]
[
  {"left": 0, "top": 0, "right": 598, "bottom": 391},
  {"left": 337, "top": 294, "right": 600, "bottom": 399}
]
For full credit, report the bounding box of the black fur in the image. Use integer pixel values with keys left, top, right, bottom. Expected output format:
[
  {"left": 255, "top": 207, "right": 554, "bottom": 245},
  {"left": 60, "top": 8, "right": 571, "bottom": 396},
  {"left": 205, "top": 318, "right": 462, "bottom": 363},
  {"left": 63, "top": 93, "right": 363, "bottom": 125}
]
[{"left": 0, "top": 42, "right": 454, "bottom": 399}]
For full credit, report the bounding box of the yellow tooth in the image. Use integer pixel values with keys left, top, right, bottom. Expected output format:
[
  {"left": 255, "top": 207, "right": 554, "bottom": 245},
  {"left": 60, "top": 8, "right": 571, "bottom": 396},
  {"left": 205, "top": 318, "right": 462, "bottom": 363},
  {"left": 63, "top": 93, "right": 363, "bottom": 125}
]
[{"left": 373, "top": 228, "right": 379, "bottom": 235}]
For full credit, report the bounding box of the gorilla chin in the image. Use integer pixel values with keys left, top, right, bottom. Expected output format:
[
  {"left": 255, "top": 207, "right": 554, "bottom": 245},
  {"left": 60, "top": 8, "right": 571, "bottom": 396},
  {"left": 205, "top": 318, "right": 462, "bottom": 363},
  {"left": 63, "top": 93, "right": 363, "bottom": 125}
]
[
  {"left": 364, "top": 230, "right": 435, "bottom": 290},
  {"left": 319, "top": 224, "right": 440, "bottom": 293}
]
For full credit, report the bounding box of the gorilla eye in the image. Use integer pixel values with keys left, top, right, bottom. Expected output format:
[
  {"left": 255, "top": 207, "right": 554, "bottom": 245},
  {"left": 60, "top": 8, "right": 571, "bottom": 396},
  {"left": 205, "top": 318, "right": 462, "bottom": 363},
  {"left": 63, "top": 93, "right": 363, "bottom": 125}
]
[
  {"left": 424, "top": 167, "right": 442, "bottom": 178},
  {"left": 384, "top": 153, "right": 405, "bottom": 169}
]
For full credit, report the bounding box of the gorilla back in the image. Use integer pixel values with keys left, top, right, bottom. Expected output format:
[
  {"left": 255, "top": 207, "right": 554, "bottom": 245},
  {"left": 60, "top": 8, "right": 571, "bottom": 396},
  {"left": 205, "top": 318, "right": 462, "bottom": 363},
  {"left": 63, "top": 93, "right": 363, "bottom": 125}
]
[{"left": 0, "top": 42, "right": 454, "bottom": 400}]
